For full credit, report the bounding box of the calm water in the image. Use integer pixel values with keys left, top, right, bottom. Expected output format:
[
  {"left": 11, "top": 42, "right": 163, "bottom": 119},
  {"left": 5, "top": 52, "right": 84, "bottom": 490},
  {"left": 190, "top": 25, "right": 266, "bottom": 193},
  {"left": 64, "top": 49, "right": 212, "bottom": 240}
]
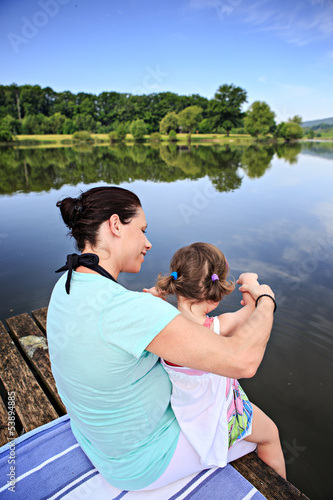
[{"left": 1, "top": 142, "right": 333, "bottom": 499}]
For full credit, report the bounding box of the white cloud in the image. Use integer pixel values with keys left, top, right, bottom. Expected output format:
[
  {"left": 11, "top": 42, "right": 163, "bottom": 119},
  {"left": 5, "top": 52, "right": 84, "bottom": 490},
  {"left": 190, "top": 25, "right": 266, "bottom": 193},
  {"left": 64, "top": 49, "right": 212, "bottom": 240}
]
[
  {"left": 189, "top": 0, "right": 243, "bottom": 19},
  {"left": 246, "top": 0, "right": 333, "bottom": 45},
  {"left": 189, "top": 0, "right": 333, "bottom": 45}
]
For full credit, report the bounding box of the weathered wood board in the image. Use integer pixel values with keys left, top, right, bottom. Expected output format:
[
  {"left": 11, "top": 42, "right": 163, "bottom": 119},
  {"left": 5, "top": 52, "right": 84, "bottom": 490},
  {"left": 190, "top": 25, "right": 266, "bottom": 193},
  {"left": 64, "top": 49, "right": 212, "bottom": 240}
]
[
  {"left": 232, "top": 451, "right": 310, "bottom": 499},
  {"left": 32, "top": 306, "right": 47, "bottom": 334},
  {"left": 6, "top": 313, "right": 66, "bottom": 415},
  {"left": 0, "top": 321, "right": 58, "bottom": 438}
]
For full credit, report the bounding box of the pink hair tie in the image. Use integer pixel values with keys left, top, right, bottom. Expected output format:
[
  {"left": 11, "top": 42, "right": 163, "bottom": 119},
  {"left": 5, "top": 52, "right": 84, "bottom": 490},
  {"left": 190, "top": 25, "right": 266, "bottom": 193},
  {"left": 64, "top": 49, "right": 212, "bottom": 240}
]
[{"left": 211, "top": 274, "right": 219, "bottom": 281}]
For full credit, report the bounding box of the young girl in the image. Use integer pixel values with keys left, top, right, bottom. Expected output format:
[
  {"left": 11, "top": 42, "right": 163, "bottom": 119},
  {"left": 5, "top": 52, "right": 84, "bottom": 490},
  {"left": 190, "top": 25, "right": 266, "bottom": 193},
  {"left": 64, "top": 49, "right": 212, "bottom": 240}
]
[{"left": 145, "top": 242, "right": 286, "bottom": 478}]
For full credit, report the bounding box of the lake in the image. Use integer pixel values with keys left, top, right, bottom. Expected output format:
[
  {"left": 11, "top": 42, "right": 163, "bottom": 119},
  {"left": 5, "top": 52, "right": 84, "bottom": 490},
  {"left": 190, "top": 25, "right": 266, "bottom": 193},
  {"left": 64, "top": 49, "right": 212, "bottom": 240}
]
[{"left": 1, "top": 141, "right": 333, "bottom": 498}]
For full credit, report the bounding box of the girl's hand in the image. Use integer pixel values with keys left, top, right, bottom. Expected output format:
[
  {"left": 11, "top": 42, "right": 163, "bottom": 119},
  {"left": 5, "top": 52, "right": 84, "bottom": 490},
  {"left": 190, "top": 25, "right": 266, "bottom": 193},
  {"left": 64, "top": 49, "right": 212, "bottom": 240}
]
[
  {"left": 237, "top": 273, "right": 259, "bottom": 306},
  {"left": 239, "top": 283, "right": 275, "bottom": 302},
  {"left": 236, "top": 273, "right": 259, "bottom": 286},
  {"left": 143, "top": 286, "right": 166, "bottom": 300}
]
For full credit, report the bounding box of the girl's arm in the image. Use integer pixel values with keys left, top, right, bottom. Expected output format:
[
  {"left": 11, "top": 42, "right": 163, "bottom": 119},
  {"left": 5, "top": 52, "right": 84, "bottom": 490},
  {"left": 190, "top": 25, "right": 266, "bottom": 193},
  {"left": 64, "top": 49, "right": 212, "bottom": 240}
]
[
  {"left": 218, "top": 273, "right": 259, "bottom": 337},
  {"left": 143, "top": 286, "right": 166, "bottom": 299},
  {"left": 238, "top": 273, "right": 259, "bottom": 307}
]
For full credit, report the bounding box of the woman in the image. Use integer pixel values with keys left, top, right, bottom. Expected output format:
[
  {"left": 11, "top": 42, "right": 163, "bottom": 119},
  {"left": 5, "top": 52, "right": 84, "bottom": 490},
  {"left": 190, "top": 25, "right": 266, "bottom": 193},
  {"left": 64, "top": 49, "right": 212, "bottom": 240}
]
[{"left": 47, "top": 186, "right": 278, "bottom": 491}]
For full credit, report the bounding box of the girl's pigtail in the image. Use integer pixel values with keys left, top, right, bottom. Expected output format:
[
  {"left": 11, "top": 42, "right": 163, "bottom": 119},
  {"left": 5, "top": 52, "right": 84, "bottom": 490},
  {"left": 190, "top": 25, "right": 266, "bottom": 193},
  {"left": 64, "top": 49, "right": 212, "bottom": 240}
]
[
  {"left": 208, "top": 275, "right": 235, "bottom": 302},
  {"left": 220, "top": 277, "right": 235, "bottom": 296},
  {"left": 156, "top": 273, "right": 178, "bottom": 296}
]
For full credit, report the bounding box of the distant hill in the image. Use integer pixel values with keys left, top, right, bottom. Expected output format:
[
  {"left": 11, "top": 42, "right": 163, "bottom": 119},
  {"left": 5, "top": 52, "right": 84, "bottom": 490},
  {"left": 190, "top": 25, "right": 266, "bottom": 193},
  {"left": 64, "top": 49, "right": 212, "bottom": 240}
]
[{"left": 301, "top": 117, "right": 333, "bottom": 128}]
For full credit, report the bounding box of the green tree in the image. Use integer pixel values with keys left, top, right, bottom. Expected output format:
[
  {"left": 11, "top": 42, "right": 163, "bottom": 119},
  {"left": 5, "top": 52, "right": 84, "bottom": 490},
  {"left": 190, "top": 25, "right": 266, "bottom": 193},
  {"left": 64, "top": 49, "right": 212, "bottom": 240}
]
[
  {"left": 47, "top": 112, "right": 66, "bottom": 134},
  {"left": 1, "top": 114, "right": 21, "bottom": 134},
  {"left": 109, "top": 123, "right": 128, "bottom": 143},
  {"left": 79, "top": 96, "right": 96, "bottom": 117},
  {"left": 20, "top": 84, "right": 45, "bottom": 116},
  {"left": 0, "top": 127, "right": 13, "bottom": 142},
  {"left": 74, "top": 114, "right": 97, "bottom": 132},
  {"left": 130, "top": 119, "right": 147, "bottom": 141},
  {"left": 149, "top": 132, "right": 161, "bottom": 142},
  {"left": 222, "top": 120, "right": 233, "bottom": 137},
  {"left": 244, "top": 101, "right": 276, "bottom": 138},
  {"left": 276, "top": 120, "right": 304, "bottom": 142},
  {"left": 21, "top": 114, "right": 44, "bottom": 134},
  {"left": 53, "top": 91, "right": 77, "bottom": 118},
  {"left": 109, "top": 131, "right": 118, "bottom": 143},
  {"left": 159, "top": 112, "right": 178, "bottom": 134},
  {"left": 177, "top": 106, "right": 202, "bottom": 141},
  {"left": 198, "top": 118, "right": 212, "bottom": 134},
  {"left": 116, "top": 123, "right": 127, "bottom": 141},
  {"left": 168, "top": 130, "right": 177, "bottom": 142},
  {"left": 63, "top": 118, "right": 78, "bottom": 135},
  {"left": 208, "top": 84, "right": 247, "bottom": 133},
  {"left": 291, "top": 115, "right": 302, "bottom": 125},
  {"left": 73, "top": 130, "right": 94, "bottom": 143}
]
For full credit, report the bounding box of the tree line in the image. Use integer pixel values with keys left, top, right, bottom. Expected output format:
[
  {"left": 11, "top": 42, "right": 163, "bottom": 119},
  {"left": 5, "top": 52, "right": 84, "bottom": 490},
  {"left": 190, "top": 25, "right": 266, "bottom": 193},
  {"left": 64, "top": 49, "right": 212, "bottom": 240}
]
[{"left": 0, "top": 83, "right": 303, "bottom": 142}]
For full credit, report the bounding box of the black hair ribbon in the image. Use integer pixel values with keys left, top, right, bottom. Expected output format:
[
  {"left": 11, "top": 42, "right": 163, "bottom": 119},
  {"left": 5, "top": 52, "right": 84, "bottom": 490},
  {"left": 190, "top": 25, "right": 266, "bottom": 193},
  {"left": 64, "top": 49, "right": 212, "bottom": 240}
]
[{"left": 55, "top": 253, "right": 117, "bottom": 294}]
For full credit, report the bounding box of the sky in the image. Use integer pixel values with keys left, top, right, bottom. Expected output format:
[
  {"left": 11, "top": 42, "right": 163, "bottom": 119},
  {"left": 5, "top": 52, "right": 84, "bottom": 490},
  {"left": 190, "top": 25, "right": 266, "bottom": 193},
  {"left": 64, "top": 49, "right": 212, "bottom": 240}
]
[{"left": 1, "top": 0, "right": 332, "bottom": 122}]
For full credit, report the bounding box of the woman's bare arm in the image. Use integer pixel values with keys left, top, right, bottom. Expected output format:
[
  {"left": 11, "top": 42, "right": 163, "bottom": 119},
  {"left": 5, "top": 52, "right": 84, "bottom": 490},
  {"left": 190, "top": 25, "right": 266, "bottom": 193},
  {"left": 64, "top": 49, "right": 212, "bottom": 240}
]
[
  {"left": 218, "top": 273, "right": 260, "bottom": 336},
  {"left": 146, "top": 283, "right": 275, "bottom": 379}
]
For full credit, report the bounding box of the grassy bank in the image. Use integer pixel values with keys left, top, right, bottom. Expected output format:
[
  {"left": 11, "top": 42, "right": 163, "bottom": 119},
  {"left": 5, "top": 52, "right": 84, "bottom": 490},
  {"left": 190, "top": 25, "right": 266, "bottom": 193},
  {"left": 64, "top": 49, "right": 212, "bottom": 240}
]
[
  {"left": 9, "top": 132, "right": 256, "bottom": 148},
  {"left": 5, "top": 133, "right": 333, "bottom": 148}
]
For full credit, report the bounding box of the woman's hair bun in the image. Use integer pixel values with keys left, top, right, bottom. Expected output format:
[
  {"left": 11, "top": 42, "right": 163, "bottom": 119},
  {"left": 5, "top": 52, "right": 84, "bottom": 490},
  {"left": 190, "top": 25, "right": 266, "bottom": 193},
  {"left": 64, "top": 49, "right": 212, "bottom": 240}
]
[{"left": 56, "top": 196, "right": 79, "bottom": 228}]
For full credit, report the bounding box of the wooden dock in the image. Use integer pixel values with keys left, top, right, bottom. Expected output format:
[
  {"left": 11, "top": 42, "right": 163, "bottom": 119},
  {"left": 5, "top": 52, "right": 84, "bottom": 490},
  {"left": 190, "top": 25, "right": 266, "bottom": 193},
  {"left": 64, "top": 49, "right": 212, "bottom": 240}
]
[{"left": 0, "top": 309, "right": 309, "bottom": 499}]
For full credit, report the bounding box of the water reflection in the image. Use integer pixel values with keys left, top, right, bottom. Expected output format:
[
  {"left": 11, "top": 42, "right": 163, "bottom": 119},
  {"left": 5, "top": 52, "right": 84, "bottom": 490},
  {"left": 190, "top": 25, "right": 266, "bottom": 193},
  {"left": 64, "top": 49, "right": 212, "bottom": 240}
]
[
  {"left": 241, "top": 144, "right": 274, "bottom": 177},
  {"left": 0, "top": 142, "right": 332, "bottom": 499},
  {"left": 0, "top": 142, "right": 317, "bottom": 195},
  {"left": 300, "top": 140, "right": 333, "bottom": 161},
  {"left": 275, "top": 142, "right": 302, "bottom": 164}
]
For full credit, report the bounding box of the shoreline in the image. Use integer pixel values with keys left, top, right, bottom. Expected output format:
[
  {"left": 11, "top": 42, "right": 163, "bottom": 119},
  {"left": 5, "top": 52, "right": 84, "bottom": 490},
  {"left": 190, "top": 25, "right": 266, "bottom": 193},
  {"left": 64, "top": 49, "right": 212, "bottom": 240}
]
[{"left": 1, "top": 133, "right": 332, "bottom": 148}]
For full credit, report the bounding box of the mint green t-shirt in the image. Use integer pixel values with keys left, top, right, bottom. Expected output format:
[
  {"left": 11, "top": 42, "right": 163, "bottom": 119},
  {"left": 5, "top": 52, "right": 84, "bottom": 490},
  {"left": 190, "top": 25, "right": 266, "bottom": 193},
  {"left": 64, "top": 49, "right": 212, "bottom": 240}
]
[{"left": 47, "top": 271, "right": 181, "bottom": 490}]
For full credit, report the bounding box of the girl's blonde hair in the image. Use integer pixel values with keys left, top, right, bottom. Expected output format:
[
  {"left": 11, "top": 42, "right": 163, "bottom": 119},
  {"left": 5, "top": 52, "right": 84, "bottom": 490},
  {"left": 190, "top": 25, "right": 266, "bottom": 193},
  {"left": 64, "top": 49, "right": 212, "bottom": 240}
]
[{"left": 156, "top": 242, "right": 235, "bottom": 303}]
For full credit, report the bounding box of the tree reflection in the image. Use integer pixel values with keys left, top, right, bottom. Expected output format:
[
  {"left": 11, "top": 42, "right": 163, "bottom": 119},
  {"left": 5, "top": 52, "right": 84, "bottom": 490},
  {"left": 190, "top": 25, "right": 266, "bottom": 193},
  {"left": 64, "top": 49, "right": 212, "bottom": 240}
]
[
  {"left": 241, "top": 145, "right": 275, "bottom": 178},
  {"left": 275, "top": 143, "right": 302, "bottom": 164},
  {"left": 0, "top": 142, "right": 307, "bottom": 195}
]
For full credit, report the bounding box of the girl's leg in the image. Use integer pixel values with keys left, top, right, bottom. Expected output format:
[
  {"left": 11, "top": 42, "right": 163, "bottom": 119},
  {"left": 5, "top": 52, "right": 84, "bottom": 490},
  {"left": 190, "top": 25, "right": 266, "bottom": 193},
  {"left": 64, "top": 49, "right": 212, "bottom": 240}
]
[{"left": 244, "top": 403, "right": 286, "bottom": 479}]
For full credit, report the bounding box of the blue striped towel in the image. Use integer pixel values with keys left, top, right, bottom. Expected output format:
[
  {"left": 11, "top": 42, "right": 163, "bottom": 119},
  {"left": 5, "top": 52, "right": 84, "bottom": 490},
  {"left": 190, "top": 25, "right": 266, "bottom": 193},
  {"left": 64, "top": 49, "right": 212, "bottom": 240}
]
[{"left": 0, "top": 415, "right": 266, "bottom": 499}]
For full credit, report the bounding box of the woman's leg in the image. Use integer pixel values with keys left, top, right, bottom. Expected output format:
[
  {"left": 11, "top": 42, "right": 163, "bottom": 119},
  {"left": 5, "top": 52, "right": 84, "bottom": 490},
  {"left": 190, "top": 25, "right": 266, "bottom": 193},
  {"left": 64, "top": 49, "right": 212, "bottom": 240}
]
[
  {"left": 244, "top": 403, "right": 286, "bottom": 479},
  {"left": 138, "top": 431, "right": 208, "bottom": 490}
]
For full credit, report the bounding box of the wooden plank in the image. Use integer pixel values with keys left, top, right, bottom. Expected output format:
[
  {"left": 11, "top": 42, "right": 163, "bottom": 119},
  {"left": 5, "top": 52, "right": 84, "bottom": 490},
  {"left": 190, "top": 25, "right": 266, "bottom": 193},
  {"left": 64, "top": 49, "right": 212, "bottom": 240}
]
[
  {"left": 0, "top": 321, "right": 58, "bottom": 437},
  {"left": 32, "top": 307, "right": 47, "bottom": 334},
  {"left": 231, "top": 452, "right": 310, "bottom": 499},
  {"left": 6, "top": 313, "right": 66, "bottom": 415},
  {"left": 0, "top": 396, "right": 18, "bottom": 447},
  {"left": 7, "top": 312, "right": 46, "bottom": 339}
]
